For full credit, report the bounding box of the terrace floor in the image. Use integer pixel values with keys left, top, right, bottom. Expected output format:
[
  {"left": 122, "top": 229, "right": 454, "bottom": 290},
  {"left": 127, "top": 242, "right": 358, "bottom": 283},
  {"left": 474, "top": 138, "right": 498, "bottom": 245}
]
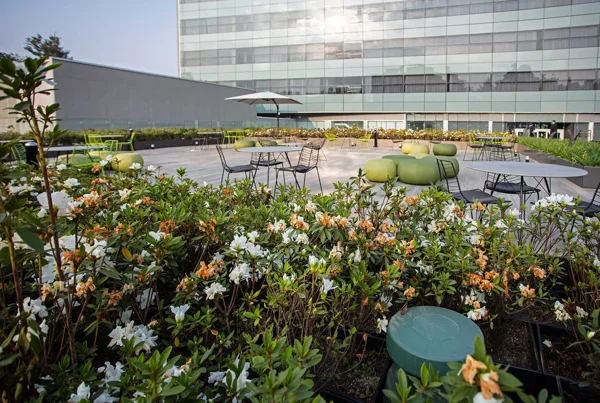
[{"left": 137, "top": 144, "right": 595, "bottom": 208}]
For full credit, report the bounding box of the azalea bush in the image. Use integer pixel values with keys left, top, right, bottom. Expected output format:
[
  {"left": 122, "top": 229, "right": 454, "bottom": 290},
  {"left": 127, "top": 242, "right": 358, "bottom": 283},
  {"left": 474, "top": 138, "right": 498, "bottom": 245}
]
[{"left": 517, "top": 137, "right": 600, "bottom": 167}]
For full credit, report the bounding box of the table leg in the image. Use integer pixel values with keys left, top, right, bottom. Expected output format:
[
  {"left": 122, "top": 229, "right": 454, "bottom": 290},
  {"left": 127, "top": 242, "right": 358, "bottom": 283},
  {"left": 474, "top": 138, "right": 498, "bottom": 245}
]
[
  {"left": 520, "top": 176, "right": 525, "bottom": 219},
  {"left": 266, "top": 152, "right": 271, "bottom": 187}
]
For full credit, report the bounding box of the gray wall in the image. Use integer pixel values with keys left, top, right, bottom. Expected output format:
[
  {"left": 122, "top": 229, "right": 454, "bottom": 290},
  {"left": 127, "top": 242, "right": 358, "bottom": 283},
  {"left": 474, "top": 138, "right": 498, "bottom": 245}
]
[{"left": 45, "top": 58, "right": 256, "bottom": 130}]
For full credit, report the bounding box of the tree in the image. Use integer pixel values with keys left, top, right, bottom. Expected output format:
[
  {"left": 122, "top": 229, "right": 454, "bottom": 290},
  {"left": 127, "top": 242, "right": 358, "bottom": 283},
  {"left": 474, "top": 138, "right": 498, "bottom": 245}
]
[
  {"left": 24, "top": 33, "right": 71, "bottom": 59},
  {"left": 0, "top": 51, "right": 23, "bottom": 62}
]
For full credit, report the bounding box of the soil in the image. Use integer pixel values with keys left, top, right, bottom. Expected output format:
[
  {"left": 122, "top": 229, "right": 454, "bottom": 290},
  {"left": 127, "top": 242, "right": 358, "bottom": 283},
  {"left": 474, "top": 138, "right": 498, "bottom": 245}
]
[
  {"left": 504, "top": 304, "right": 557, "bottom": 325},
  {"left": 479, "top": 320, "right": 535, "bottom": 369},
  {"left": 540, "top": 328, "right": 587, "bottom": 380},
  {"left": 560, "top": 381, "right": 600, "bottom": 403},
  {"left": 317, "top": 349, "right": 389, "bottom": 402}
]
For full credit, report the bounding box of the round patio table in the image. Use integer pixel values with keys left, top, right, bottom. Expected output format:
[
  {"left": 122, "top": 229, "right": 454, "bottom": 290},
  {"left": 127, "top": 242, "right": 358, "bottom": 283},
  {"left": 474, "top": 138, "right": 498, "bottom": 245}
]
[
  {"left": 46, "top": 145, "right": 104, "bottom": 165},
  {"left": 238, "top": 146, "right": 303, "bottom": 187},
  {"left": 466, "top": 161, "right": 587, "bottom": 214},
  {"left": 279, "top": 142, "right": 305, "bottom": 146}
]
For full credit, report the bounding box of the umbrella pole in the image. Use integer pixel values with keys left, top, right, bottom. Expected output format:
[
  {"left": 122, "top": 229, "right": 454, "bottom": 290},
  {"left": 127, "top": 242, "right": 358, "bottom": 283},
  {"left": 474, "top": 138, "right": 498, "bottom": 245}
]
[{"left": 276, "top": 102, "right": 280, "bottom": 137}]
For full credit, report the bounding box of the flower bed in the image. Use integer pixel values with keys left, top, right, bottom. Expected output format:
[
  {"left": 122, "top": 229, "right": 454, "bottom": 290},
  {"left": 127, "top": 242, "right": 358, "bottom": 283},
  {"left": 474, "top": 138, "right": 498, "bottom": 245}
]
[
  {"left": 517, "top": 137, "right": 600, "bottom": 167},
  {"left": 1, "top": 55, "right": 599, "bottom": 403}
]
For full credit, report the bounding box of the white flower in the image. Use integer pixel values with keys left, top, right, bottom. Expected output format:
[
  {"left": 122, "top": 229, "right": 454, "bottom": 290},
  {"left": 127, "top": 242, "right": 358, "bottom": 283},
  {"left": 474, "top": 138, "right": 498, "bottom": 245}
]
[
  {"left": 100, "top": 160, "right": 109, "bottom": 167},
  {"left": 94, "top": 393, "right": 117, "bottom": 403},
  {"left": 62, "top": 178, "right": 80, "bottom": 188},
  {"left": 56, "top": 164, "right": 67, "bottom": 171},
  {"left": 221, "top": 356, "right": 251, "bottom": 394},
  {"left": 377, "top": 316, "right": 388, "bottom": 333},
  {"left": 230, "top": 234, "right": 248, "bottom": 251},
  {"left": 136, "top": 288, "right": 154, "bottom": 310},
  {"left": 320, "top": 278, "right": 336, "bottom": 295},
  {"left": 543, "top": 339, "right": 552, "bottom": 348},
  {"left": 146, "top": 165, "right": 157, "bottom": 172},
  {"left": 292, "top": 203, "right": 301, "bottom": 213},
  {"left": 308, "top": 255, "right": 320, "bottom": 270},
  {"left": 39, "top": 319, "right": 48, "bottom": 335},
  {"left": 282, "top": 273, "right": 296, "bottom": 286},
  {"left": 353, "top": 248, "right": 362, "bottom": 263},
  {"left": 37, "top": 191, "right": 73, "bottom": 217},
  {"left": 305, "top": 200, "right": 316, "bottom": 213},
  {"left": 247, "top": 231, "right": 260, "bottom": 243},
  {"left": 205, "top": 283, "right": 227, "bottom": 299},
  {"left": 20, "top": 297, "right": 48, "bottom": 320},
  {"left": 97, "top": 361, "right": 124, "bottom": 385},
  {"left": 37, "top": 208, "right": 47, "bottom": 218},
  {"left": 245, "top": 243, "right": 266, "bottom": 258},
  {"left": 129, "top": 162, "right": 142, "bottom": 170},
  {"left": 148, "top": 231, "right": 165, "bottom": 241},
  {"left": 170, "top": 304, "right": 190, "bottom": 323},
  {"left": 105, "top": 154, "right": 114, "bottom": 162},
  {"left": 575, "top": 306, "right": 589, "bottom": 319},
  {"left": 118, "top": 189, "right": 131, "bottom": 200},
  {"left": 532, "top": 194, "right": 574, "bottom": 210},
  {"left": 416, "top": 260, "right": 432, "bottom": 275},
  {"left": 282, "top": 228, "right": 293, "bottom": 244},
  {"left": 208, "top": 371, "right": 226, "bottom": 384},
  {"left": 68, "top": 382, "right": 90, "bottom": 403},
  {"left": 587, "top": 331, "right": 596, "bottom": 340},
  {"left": 553, "top": 301, "right": 572, "bottom": 322},
  {"left": 329, "top": 244, "right": 344, "bottom": 260},
  {"left": 473, "top": 391, "right": 503, "bottom": 403},
  {"left": 229, "top": 263, "right": 251, "bottom": 285},
  {"left": 467, "top": 307, "right": 487, "bottom": 321},
  {"left": 107, "top": 321, "right": 157, "bottom": 353},
  {"left": 296, "top": 233, "right": 309, "bottom": 245}
]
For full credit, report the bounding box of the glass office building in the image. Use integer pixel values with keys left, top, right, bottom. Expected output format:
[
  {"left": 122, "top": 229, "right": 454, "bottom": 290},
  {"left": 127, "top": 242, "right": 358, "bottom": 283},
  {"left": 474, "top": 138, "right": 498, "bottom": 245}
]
[{"left": 178, "top": 0, "right": 600, "bottom": 138}]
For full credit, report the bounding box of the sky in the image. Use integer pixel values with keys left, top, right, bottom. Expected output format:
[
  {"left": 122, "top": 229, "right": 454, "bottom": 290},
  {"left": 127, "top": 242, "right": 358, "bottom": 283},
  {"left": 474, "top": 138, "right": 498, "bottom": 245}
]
[{"left": 0, "top": 0, "right": 178, "bottom": 76}]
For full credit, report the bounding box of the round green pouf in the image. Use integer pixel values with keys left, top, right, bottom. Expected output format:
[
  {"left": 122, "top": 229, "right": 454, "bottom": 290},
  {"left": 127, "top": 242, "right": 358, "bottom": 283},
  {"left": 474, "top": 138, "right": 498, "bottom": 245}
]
[
  {"left": 386, "top": 306, "right": 483, "bottom": 377},
  {"left": 56, "top": 154, "right": 98, "bottom": 167},
  {"left": 409, "top": 152, "right": 429, "bottom": 159},
  {"left": 364, "top": 159, "right": 397, "bottom": 182},
  {"left": 397, "top": 159, "right": 439, "bottom": 185},
  {"left": 110, "top": 152, "right": 145, "bottom": 172},
  {"left": 382, "top": 154, "right": 416, "bottom": 167},
  {"left": 401, "top": 143, "right": 413, "bottom": 154},
  {"left": 233, "top": 139, "right": 255, "bottom": 150},
  {"left": 433, "top": 144, "right": 457, "bottom": 156},
  {"left": 408, "top": 143, "right": 430, "bottom": 155},
  {"left": 88, "top": 150, "right": 122, "bottom": 160}
]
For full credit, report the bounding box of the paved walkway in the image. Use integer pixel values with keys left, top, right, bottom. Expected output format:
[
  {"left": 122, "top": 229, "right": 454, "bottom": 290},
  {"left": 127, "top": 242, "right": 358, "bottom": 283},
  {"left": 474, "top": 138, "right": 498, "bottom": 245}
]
[{"left": 137, "top": 144, "right": 595, "bottom": 207}]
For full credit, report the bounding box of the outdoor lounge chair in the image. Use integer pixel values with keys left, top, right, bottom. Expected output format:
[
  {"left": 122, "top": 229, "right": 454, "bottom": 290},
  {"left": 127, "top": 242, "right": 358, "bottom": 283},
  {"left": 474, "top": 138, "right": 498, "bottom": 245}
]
[
  {"left": 216, "top": 145, "right": 258, "bottom": 185},
  {"left": 483, "top": 150, "right": 540, "bottom": 201},
  {"left": 576, "top": 180, "right": 600, "bottom": 217},
  {"left": 437, "top": 158, "right": 499, "bottom": 205}
]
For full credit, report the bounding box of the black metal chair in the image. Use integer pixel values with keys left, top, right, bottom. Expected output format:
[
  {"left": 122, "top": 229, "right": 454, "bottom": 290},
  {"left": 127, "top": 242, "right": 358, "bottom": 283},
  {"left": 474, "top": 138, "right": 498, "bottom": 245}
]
[
  {"left": 577, "top": 181, "right": 600, "bottom": 217},
  {"left": 436, "top": 159, "right": 499, "bottom": 205},
  {"left": 216, "top": 145, "right": 258, "bottom": 185},
  {"left": 306, "top": 138, "right": 327, "bottom": 161},
  {"left": 275, "top": 146, "right": 322, "bottom": 194},
  {"left": 483, "top": 149, "right": 540, "bottom": 201},
  {"left": 390, "top": 138, "right": 403, "bottom": 150},
  {"left": 464, "top": 133, "right": 486, "bottom": 161}
]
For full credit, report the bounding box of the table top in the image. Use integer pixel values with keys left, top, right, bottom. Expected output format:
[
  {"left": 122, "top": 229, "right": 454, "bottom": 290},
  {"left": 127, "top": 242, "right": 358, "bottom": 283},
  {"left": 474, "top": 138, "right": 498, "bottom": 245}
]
[
  {"left": 238, "top": 146, "right": 303, "bottom": 153},
  {"left": 98, "top": 135, "right": 125, "bottom": 138},
  {"left": 46, "top": 145, "right": 104, "bottom": 152},
  {"left": 197, "top": 132, "right": 222, "bottom": 135},
  {"left": 279, "top": 142, "right": 304, "bottom": 146},
  {"left": 466, "top": 161, "right": 588, "bottom": 178}
]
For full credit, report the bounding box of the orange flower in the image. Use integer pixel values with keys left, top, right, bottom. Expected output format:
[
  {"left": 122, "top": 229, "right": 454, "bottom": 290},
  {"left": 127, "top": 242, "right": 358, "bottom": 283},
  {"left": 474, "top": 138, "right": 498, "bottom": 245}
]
[
  {"left": 459, "top": 355, "right": 487, "bottom": 384},
  {"left": 337, "top": 217, "right": 349, "bottom": 228},
  {"left": 531, "top": 266, "right": 546, "bottom": 279},
  {"left": 404, "top": 286, "right": 415, "bottom": 299},
  {"left": 348, "top": 229, "right": 357, "bottom": 240},
  {"left": 40, "top": 283, "right": 54, "bottom": 301},
  {"left": 400, "top": 240, "right": 416, "bottom": 256},
  {"left": 512, "top": 272, "right": 520, "bottom": 280},
  {"left": 475, "top": 249, "right": 488, "bottom": 270},
  {"left": 357, "top": 219, "right": 374, "bottom": 233},
  {"left": 196, "top": 261, "right": 213, "bottom": 280},
  {"left": 472, "top": 202, "right": 485, "bottom": 212},
  {"left": 480, "top": 371, "right": 503, "bottom": 399},
  {"left": 479, "top": 279, "right": 494, "bottom": 293},
  {"left": 405, "top": 195, "right": 420, "bottom": 205},
  {"left": 103, "top": 290, "right": 123, "bottom": 307},
  {"left": 484, "top": 270, "right": 499, "bottom": 281},
  {"left": 392, "top": 260, "right": 405, "bottom": 272},
  {"left": 520, "top": 284, "right": 535, "bottom": 298},
  {"left": 159, "top": 220, "right": 176, "bottom": 234}
]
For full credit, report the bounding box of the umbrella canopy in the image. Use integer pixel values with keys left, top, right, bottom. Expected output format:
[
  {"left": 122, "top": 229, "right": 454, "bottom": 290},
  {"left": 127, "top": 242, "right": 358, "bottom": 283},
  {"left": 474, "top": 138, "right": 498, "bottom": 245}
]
[{"left": 225, "top": 91, "right": 302, "bottom": 134}]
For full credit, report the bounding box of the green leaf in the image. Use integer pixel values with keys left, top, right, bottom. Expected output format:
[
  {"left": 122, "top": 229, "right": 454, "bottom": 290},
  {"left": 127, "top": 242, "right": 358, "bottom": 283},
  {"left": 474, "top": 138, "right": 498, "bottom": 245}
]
[
  {"left": 161, "top": 384, "right": 185, "bottom": 397},
  {"left": 498, "top": 370, "right": 523, "bottom": 389},
  {"left": 15, "top": 227, "right": 45, "bottom": 252},
  {"left": 473, "top": 336, "right": 486, "bottom": 362}
]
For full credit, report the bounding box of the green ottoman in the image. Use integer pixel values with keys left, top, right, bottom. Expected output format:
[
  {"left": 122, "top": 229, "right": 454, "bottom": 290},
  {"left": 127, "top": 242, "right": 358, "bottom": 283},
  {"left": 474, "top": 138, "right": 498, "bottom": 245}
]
[
  {"left": 88, "top": 150, "right": 122, "bottom": 159},
  {"left": 56, "top": 154, "right": 98, "bottom": 167},
  {"left": 433, "top": 144, "right": 457, "bottom": 156},
  {"left": 397, "top": 158, "right": 439, "bottom": 185},
  {"left": 409, "top": 152, "right": 429, "bottom": 159},
  {"left": 233, "top": 139, "right": 255, "bottom": 150},
  {"left": 406, "top": 143, "right": 430, "bottom": 155},
  {"left": 111, "top": 152, "right": 145, "bottom": 172},
  {"left": 364, "top": 159, "right": 397, "bottom": 182},
  {"left": 382, "top": 154, "right": 416, "bottom": 167}
]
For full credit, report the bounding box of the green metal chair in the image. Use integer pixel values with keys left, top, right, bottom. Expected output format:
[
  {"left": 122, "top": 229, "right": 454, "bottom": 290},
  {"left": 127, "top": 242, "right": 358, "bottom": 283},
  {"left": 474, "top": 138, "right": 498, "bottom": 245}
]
[
  {"left": 11, "top": 143, "right": 27, "bottom": 165},
  {"left": 324, "top": 132, "right": 339, "bottom": 147},
  {"left": 464, "top": 133, "right": 485, "bottom": 161},
  {"left": 118, "top": 132, "right": 136, "bottom": 151},
  {"left": 357, "top": 132, "right": 373, "bottom": 149},
  {"left": 104, "top": 140, "right": 120, "bottom": 152}
]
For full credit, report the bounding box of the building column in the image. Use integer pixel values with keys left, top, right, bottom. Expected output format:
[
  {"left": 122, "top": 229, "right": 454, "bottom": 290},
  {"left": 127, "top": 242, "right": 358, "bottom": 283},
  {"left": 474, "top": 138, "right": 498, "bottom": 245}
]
[
  {"left": 589, "top": 122, "right": 594, "bottom": 141},
  {"left": 443, "top": 120, "right": 449, "bottom": 131},
  {"left": 488, "top": 121, "right": 493, "bottom": 132}
]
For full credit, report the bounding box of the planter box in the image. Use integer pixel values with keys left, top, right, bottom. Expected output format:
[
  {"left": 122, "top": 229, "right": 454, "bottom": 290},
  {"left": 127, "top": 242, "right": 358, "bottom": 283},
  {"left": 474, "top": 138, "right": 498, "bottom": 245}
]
[
  {"left": 558, "top": 376, "right": 600, "bottom": 402},
  {"left": 537, "top": 324, "right": 588, "bottom": 383},
  {"left": 134, "top": 138, "right": 222, "bottom": 150},
  {"left": 515, "top": 144, "right": 600, "bottom": 189},
  {"left": 319, "top": 331, "right": 390, "bottom": 403}
]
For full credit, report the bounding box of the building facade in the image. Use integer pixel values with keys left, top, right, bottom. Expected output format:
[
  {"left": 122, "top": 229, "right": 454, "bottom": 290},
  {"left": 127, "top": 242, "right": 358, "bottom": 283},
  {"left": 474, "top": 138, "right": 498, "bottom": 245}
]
[{"left": 178, "top": 0, "right": 600, "bottom": 138}]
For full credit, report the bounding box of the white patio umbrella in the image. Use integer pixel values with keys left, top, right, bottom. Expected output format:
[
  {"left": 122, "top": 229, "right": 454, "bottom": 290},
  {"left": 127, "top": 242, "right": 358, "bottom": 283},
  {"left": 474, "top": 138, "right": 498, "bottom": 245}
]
[{"left": 224, "top": 91, "right": 302, "bottom": 134}]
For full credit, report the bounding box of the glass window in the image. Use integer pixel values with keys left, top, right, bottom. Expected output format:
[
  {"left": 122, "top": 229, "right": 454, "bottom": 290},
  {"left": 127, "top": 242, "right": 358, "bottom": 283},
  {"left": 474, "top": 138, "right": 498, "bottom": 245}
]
[
  {"left": 545, "top": 0, "right": 570, "bottom": 6},
  {"left": 543, "top": 38, "right": 570, "bottom": 50},
  {"left": 494, "top": 32, "right": 517, "bottom": 43},
  {"left": 470, "top": 3, "right": 494, "bottom": 13},
  {"left": 289, "top": 79, "right": 306, "bottom": 95},
  {"left": 570, "top": 37, "right": 598, "bottom": 48},
  {"left": 236, "top": 80, "right": 255, "bottom": 89},
  {"left": 236, "top": 48, "right": 253, "bottom": 64},
  {"left": 365, "top": 76, "right": 384, "bottom": 94},
  {"left": 571, "top": 26, "right": 598, "bottom": 38},
  {"left": 344, "top": 42, "right": 363, "bottom": 59},
  {"left": 568, "top": 70, "right": 596, "bottom": 90},
  {"left": 306, "top": 78, "right": 324, "bottom": 94},
  {"left": 383, "top": 75, "right": 403, "bottom": 93},
  {"left": 306, "top": 44, "right": 324, "bottom": 61},
  {"left": 448, "top": 35, "right": 469, "bottom": 45},
  {"left": 544, "top": 28, "right": 570, "bottom": 40},
  {"left": 288, "top": 45, "right": 306, "bottom": 62},
  {"left": 542, "top": 71, "right": 567, "bottom": 91},
  {"left": 494, "top": 0, "right": 518, "bottom": 11},
  {"left": 253, "top": 47, "right": 270, "bottom": 64},
  {"left": 469, "top": 74, "right": 492, "bottom": 92},
  {"left": 218, "top": 49, "right": 235, "bottom": 65},
  {"left": 494, "top": 42, "right": 517, "bottom": 52},
  {"left": 426, "top": 7, "right": 446, "bottom": 17},
  {"left": 324, "top": 43, "right": 344, "bottom": 60},
  {"left": 520, "top": 0, "right": 544, "bottom": 9},
  {"left": 270, "top": 46, "right": 288, "bottom": 63},
  {"left": 447, "top": 5, "right": 470, "bottom": 15}
]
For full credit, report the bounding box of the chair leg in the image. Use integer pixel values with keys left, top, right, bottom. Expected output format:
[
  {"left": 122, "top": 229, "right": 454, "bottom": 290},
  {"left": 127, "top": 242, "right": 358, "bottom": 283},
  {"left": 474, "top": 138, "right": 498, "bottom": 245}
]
[
  {"left": 303, "top": 173, "right": 307, "bottom": 188},
  {"left": 274, "top": 170, "right": 279, "bottom": 196},
  {"left": 226, "top": 172, "right": 230, "bottom": 182},
  {"left": 292, "top": 172, "right": 300, "bottom": 189},
  {"left": 316, "top": 167, "right": 323, "bottom": 193},
  {"left": 320, "top": 149, "right": 327, "bottom": 161},
  {"left": 221, "top": 169, "right": 225, "bottom": 185}
]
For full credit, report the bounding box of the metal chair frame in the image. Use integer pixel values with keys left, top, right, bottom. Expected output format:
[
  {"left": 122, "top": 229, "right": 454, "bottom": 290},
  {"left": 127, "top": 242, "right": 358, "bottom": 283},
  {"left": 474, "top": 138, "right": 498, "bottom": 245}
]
[
  {"left": 275, "top": 146, "right": 322, "bottom": 194},
  {"left": 437, "top": 158, "right": 499, "bottom": 205},
  {"left": 216, "top": 145, "right": 258, "bottom": 186}
]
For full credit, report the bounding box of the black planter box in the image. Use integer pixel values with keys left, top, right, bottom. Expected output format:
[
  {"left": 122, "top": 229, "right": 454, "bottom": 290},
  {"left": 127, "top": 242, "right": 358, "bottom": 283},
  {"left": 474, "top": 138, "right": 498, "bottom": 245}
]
[
  {"left": 135, "top": 138, "right": 222, "bottom": 150},
  {"left": 318, "top": 331, "right": 390, "bottom": 403},
  {"left": 558, "top": 376, "right": 600, "bottom": 402}
]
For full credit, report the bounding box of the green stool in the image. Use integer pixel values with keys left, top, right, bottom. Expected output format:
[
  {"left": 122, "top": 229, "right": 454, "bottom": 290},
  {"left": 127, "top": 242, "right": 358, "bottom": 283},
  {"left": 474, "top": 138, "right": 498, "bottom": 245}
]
[
  {"left": 382, "top": 154, "right": 416, "bottom": 167},
  {"left": 404, "top": 143, "right": 429, "bottom": 155},
  {"left": 110, "top": 152, "right": 145, "bottom": 172},
  {"left": 364, "top": 159, "right": 397, "bottom": 182},
  {"left": 233, "top": 139, "right": 255, "bottom": 150},
  {"left": 433, "top": 144, "right": 457, "bottom": 156},
  {"left": 409, "top": 152, "right": 429, "bottom": 159},
  {"left": 384, "top": 306, "right": 483, "bottom": 402}
]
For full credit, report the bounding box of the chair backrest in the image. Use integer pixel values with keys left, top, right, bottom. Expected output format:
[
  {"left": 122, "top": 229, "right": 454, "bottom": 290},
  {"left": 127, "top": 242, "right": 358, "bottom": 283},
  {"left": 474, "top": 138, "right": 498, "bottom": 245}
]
[
  {"left": 12, "top": 143, "right": 26, "bottom": 162},
  {"left": 104, "top": 140, "right": 120, "bottom": 152},
  {"left": 87, "top": 135, "right": 104, "bottom": 146},
  {"left": 215, "top": 145, "right": 229, "bottom": 169},
  {"left": 128, "top": 132, "right": 136, "bottom": 143},
  {"left": 307, "top": 138, "right": 326, "bottom": 150},
  {"left": 486, "top": 148, "right": 521, "bottom": 183},
  {"left": 589, "top": 180, "right": 600, "bottom": 209},
  {"left": 296, "top": 145, "right": 319, "bottom": 169},
  {"left": 436, "top": 158, "right": 462, "bottom": 194}
]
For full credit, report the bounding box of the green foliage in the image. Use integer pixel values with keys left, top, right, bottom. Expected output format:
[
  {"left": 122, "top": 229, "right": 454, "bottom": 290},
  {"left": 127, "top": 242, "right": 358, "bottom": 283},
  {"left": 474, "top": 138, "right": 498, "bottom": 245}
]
[{"left": 518, "top": 137, "right": 600, "bottom": 166}]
